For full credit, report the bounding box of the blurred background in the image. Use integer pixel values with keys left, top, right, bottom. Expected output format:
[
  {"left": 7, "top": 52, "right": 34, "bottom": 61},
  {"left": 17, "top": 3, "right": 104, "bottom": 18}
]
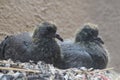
[{"left": 0, "top": 0, "right": 120, "bottom": 72}]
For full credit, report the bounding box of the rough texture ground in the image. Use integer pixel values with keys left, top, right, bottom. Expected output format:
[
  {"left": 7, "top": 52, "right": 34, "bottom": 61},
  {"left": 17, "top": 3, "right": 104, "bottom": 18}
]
[
  {"left": 0, "top": 0, "right": 120, "bottom": 72},
  {"left": 0, "top": 60, "right": 119, "bottom": 80}
]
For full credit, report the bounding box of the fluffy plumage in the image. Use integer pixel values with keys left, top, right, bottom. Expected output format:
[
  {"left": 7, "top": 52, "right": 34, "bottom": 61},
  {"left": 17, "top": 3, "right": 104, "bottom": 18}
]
[
  {"left": 59, "top": 41, "right": 93, "bottom": 69},
  {"left": 0, "top": 22, "right": 63, "bottom": 66},
  {"left": 75, "top": 23, "right": 108, "bottom": 69},
  {"left": 58, "top": 23, "right": 108, "bottom": 69}
]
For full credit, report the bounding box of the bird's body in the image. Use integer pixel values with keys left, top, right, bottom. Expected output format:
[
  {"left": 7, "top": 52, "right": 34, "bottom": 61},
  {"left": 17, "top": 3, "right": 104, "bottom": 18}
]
[
  {"left": 80, "top": 41, "right": 108, "bottom": 69},
  {"left": 0, "top": 22, "right": 63, "bottom": 66},
  {"left": 0, "top": 32, "right": 32, "bottom": 62},
  {"left": 59, "top": 40, "right": 93, "bottom": 69},
  {"left": 30, "top": 37, "right": 62, "bottom": 64}
]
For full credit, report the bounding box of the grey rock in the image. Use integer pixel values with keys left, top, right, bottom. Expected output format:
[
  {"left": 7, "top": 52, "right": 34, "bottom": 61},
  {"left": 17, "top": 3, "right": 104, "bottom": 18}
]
[
  {"left": 0, "top": 74, "right": 14, "bottom": 80},
  {"left": 0, "top": 22, "right": 63, "bottom": 66}
]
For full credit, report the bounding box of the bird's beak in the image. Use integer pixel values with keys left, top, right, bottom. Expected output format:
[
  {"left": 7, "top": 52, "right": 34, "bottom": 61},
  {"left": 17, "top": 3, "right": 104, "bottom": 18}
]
[
  {"left": 93, "top": 37, "right": 104, "bottom": 44},
  {"left": 55, "top": 34, "right": 64, "bottom": 42}
]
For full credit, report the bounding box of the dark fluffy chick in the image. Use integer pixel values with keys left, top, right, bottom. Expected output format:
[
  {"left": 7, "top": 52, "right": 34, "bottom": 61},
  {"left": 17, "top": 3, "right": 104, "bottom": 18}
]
[
  {"left": 0, "top": 22, "right": 63, "bottom": 66},
  {"left": 57, "top": 23, "right": 108, "bottom": 69},
  {"left": 75, "top": 23, "right": 108, "bottom": 69}
]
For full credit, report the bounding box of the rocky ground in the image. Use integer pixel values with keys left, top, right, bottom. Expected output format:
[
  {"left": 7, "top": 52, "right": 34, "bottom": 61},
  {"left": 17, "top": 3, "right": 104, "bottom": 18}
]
[
  {"left": 0, "top": 0, "right": 120, "bottom": 73},
  {"left": 0, "top": 59, "right": 119, "bottom": 80}
]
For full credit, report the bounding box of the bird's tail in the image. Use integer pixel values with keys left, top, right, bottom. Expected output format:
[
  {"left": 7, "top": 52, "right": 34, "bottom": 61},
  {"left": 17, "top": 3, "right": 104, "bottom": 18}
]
[{"left": 0, "top": 36, "right": 11, "bottom": 59}]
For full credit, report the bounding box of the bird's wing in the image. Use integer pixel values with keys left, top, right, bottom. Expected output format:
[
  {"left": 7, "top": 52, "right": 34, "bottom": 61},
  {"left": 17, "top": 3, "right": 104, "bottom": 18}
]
[
  {"left": 0, "top": 32, "right": 32, "bottom": 60},
  {"left": 85, "top": 43, "right": 108, "bottom": 69},
  {"left": 59, "top": 41, "right": 93, "bottom": 69}
]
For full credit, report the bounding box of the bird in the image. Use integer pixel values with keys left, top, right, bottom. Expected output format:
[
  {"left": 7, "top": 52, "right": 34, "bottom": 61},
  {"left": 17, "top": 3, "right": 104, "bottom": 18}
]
[
  {"left": 0, "top": 22, "right": 64, "bottom": 66},
  {"left": 75, "top": 23, "right": 108, "bottom": 69},
  {"left": 57, "top": 23, "right": 108, "bottom": 69}
]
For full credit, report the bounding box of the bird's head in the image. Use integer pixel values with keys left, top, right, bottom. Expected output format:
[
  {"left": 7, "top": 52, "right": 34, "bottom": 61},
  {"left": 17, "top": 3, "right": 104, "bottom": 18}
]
[
  {"left": 32, "top": 22, "right": 63, "bottom": 41},
  {"left": 75, "top": 23, "right": 104, "bottom": 44}
]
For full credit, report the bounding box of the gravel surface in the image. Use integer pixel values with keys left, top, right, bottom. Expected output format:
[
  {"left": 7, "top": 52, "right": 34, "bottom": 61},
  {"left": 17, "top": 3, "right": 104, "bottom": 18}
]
[{"left": 0, "top": 59, "right": 119, "bottom": 80}]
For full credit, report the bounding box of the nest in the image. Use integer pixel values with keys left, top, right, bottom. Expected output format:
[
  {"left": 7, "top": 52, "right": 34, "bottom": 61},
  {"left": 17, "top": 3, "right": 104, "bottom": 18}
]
[{"left": 0, "top": 59, "right": 119, "bottom": 80}]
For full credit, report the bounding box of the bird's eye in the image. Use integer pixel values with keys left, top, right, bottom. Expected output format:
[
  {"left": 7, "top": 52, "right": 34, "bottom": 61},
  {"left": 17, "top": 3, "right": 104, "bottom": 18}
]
[
  {"left": 91, "top": 30, "right": 94, "bottom": 35},
  {"left": 47, "top": 27, "right": 52, "bottom": 31},
  {"left": 91, "top": 30, "right": 98, "bottom": 37},
  {"left": 47, "top": 26, "right": 56, "bottom": 33}
]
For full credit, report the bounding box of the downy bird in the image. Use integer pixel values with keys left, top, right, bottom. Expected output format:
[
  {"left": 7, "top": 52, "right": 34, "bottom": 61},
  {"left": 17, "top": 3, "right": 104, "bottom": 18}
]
[
  {"left": 75, "top": 23, "right": 108, "bottom": 69},
  {"left": 0, "top": 22, "right": 63, "bottom": 66},
  {"left": 57, "top": 23, "right": 108, "bottom": 69}
]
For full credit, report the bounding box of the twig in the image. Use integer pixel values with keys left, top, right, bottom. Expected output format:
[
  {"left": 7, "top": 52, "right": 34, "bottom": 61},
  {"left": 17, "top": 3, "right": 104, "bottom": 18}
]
[
  {"left": 0, "top": 60, "right": 14, "bottom": 64},
  {"left": 89, "top": 67, "right": 114, "bottom": 74},
  {"left": 0, "top": 66, "right": 40, "bottom": 73}
]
